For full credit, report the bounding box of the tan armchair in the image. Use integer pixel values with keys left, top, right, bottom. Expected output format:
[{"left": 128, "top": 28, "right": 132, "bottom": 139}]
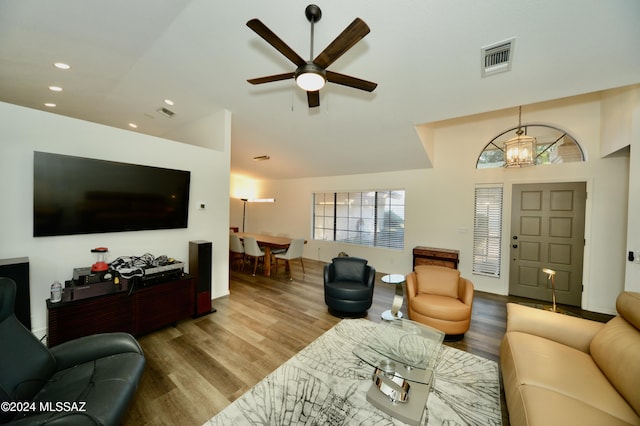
[{"left": 406, "top": 265, "right": 474, "bottom": 335}]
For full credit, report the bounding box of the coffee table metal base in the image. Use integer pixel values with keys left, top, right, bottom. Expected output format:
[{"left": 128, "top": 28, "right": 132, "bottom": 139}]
[
  {"left": 366, "top": 369, "right": 434, "bottom": 426},
  {"left": 381, "top": 310, "right": 403, "bottom": 321}
]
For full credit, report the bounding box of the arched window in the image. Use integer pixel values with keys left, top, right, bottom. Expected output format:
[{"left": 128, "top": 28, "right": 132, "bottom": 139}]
[{"left": 476, "top": 124, "right": 585, "bottom": 169}]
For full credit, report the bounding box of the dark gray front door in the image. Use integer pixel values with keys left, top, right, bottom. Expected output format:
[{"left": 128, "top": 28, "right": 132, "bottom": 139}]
[{"left": 509, "top": 182, "right": 586, "bottom": 307}]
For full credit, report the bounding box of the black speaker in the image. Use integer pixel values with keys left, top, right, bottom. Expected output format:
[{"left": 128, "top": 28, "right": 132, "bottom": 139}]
[
  {"left": 0, "top": 257, "right": 31, "bottom": 330},
  {"left": 189, "top": 240, "right": 215, "bottom": 316}
]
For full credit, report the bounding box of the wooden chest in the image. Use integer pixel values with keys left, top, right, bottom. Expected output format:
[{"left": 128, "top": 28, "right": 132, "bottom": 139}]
[{"left": 413, "top": 246, "right": 459, "bottom": 270}]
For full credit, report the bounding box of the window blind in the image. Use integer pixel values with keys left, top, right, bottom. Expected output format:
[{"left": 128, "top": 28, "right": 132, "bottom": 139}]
[
  {"left": 473, "top": 184, "right": 503, "bottom": 277},
  {"left": 313, "top": 190, "right": 405, "bottom": 250}
]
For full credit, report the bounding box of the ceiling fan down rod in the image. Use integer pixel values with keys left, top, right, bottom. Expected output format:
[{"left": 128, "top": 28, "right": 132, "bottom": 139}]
[
  {"left": 305, "top": 4, "right": 322, "bottom": 61},
  {"left": 309, "top": 19, "right": 315, "bottom": 60}
]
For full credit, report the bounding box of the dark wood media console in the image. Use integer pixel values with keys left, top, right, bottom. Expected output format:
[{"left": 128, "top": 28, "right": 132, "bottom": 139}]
[{"left": 47, "top": 275, "right": 195, "bottom": 347}]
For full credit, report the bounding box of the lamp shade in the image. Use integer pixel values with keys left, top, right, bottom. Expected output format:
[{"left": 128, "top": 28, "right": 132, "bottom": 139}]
[
  {"left": 295, "top": 63, "right": 326, "bottom": 91},
  {"left": 504, "top": 134, "right": 536, "bottom": 167}
]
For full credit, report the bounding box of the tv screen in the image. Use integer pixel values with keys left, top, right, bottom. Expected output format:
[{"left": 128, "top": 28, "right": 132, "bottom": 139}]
[{"left": 33, "top": 152, "right": 191, "bottom": 237}]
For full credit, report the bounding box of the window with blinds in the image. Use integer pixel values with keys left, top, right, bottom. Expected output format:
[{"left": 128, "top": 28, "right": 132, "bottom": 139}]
[
  {"left": 313, "top": 190, "right": 405, "bottom": 250},
  {"left": 473, "top": 184, "right": 503, "bottom": 277}
]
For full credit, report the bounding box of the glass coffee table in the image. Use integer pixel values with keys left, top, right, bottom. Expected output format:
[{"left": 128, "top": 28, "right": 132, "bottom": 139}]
[{"left": 353, "top": 319, "right": 445, "bottom": 425}]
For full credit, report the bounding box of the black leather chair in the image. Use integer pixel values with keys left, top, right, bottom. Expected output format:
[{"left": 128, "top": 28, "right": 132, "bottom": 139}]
[
  {"left": 0, "top": 277, "right": 145, "bottom": 426},
  {"left": 324, "top": 257, "right": 375, "bottom": 315}
]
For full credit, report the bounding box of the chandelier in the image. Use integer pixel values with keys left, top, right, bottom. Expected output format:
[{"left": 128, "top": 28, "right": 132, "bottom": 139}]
[{"left": 504, "top": 106, "right": 536, "bottom": 167}]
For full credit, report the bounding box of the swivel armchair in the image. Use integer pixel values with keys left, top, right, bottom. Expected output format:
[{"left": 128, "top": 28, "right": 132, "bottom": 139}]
[
  {"left": 0, "top": 277, "right": 145, "bottom": 425},
  {"left": 324, "top": 257, "right": 375, "bottom": 316},
  {"left": 405, "top": 265, "right": 474, "bottom": 336}
]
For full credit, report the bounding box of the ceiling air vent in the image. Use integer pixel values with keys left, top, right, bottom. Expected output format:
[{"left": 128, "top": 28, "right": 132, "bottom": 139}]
[
  {"left": 157, "top": 106, "right": 175, "bottom": 118},
  {"left": 481, "top": 38, "right": 515, "bottom": 77}
]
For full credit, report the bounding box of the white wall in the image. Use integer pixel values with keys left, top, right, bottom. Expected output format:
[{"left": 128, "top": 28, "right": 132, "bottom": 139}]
[
  {"left": 238, "top": 92, "right": 631, "bottom": 314},
  {"left": 0, "top": 102, "right": 231, "bottom": 338},
  {"left": 612, "top": 86, "right": 640, "bottom": 292},
  {"left": 600, "top": 86, "right": 636, "bottom": 156}
]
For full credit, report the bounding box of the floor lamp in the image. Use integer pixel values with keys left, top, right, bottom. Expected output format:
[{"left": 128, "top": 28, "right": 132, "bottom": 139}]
[
  {"left": 240, "top": 197, "right": 275, "bottom": 232},
  {"left": 241, "top": 198, "right": 248, "bottom": 232},
  {"left": 542, "top": 268, "right": 557, "bottom": 312}
]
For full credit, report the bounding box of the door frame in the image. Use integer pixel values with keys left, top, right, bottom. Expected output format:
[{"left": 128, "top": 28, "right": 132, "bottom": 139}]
[{"left": 503, "top": 178, "right": 593, "bottom": 308}]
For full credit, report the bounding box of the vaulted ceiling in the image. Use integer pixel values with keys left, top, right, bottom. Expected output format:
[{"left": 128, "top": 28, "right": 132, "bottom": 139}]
[{"left": 1, "top": 0, "right": 638, "bottom": 179}]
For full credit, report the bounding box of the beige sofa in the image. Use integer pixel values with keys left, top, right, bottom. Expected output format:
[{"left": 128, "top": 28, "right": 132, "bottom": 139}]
[{"left": 500, "top": 292, "right": 640, "bottom": 426}]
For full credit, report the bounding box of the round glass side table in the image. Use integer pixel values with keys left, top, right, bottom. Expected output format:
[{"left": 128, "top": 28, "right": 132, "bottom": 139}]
[{"left": 381, "top": 274, "right": 406, "bottom": 321}]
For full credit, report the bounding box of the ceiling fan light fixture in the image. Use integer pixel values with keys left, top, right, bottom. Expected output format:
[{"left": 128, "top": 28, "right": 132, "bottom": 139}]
[{"left": 295, "top": 63, "right": 326, "bottom": 91}]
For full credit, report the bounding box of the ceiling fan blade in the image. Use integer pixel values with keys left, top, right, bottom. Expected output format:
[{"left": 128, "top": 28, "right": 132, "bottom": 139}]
[
  {"left": 247, "top": 19, "right": 306, "bottom": 67},
  {"left": 248, "top": 72, "right": 295, "bottom": 85},
  {"left": 313, "top": 18, "right": 370, "bottom": 69},
  {"left": 307, "top": 91, "right": 320, "bottom": 108},
  {"left": 326, "top": 71, "right": 377, "bottom": 92}
]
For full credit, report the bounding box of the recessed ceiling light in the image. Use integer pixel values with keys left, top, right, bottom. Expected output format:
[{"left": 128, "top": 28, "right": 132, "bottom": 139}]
[
  {"left": 48, "top": 86, "right": 63, "bottom": 92},
  {"left": 128, "top": 123, "right": 138, "bottom": 129},
  {"left": 163, "top": 99, "right": 174, "bottom": 106},
  {"left": 53, "top": 62, "right": 71, "bottom": 70},
  {"left": 44, "top": 103, "right": 56, "bottom": 108}
]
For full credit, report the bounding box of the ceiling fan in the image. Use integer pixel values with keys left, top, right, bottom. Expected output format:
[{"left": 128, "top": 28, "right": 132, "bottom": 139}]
[{"left": 247, "top": 4, "right": 377, "bottom": 108}]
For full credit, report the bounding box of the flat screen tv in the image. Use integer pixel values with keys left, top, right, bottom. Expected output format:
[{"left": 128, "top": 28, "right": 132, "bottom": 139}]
[{"left": 33, "top": 151, "right": 191, "bottom": 237}]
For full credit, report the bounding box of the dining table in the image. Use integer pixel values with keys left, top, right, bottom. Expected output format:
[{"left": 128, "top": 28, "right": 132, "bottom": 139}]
[{"left": 235, "top": 232, "right": 301, "bottom": 277}]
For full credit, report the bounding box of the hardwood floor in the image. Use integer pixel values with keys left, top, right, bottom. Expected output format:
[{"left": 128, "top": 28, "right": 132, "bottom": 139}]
[{"left": 123, "top": 258, "right": 612, "bottom": 425}]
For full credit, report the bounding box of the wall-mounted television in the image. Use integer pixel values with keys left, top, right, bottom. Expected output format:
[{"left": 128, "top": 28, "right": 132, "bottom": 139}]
[{"left": 33, "top": 152, "right": 191, "bottom": 237}]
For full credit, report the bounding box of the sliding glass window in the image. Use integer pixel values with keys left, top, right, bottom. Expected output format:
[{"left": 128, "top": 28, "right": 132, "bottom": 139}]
[{"left": 313, "top": 190, "right": 405, "bottom": 250}]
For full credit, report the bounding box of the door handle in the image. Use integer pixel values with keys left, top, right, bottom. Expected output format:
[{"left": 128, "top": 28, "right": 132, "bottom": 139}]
[{"left": 512, "top": 244, "right": 518, "bottom": 248}]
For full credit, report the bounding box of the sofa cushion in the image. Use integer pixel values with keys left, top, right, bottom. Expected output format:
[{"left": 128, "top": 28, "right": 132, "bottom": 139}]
[
  {"left": 591, "top": 315, "right": 640, "bottom": 417},
  {"left": 617, "top": 291, "right": 640, "bottom": 330},
  {"left": 9, "top": 352, "right": 146, "bottom": 426},
  {"left": 414, "top": 265, "right": 460, "bottom": 298},
  {"left": 504, "top": 302, "right": 603, "bottom": 353},
  {"left": 331, "top": 257, "right": 368, "bottom": 282},
  {"left": 410, "top": 294, "right": 470, "bottom": 321},
  {"left": 325, "top": 280, "right": 372, "bottom": 300},
  {"left": 504, "top": 331, "right": 640, "bottom": 425},
  {"left": 517, "top": 385, "right": 636, "bottom": 426}
]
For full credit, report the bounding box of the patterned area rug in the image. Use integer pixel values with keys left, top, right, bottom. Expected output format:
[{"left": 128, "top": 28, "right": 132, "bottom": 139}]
[{"left": 204, "top": 319, "right": 501, "bottom": 425}]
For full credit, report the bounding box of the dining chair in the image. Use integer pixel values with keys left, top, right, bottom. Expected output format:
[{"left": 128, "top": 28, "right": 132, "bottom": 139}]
[
  {"left": 243, "top": 237, "right": 265, "bottom": 276},
  {"left": 273, "top": 238, "right": 305, "bottom": 280},
  {"left": 229, "top": 234, "right": 245, "bottom": 271}
]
